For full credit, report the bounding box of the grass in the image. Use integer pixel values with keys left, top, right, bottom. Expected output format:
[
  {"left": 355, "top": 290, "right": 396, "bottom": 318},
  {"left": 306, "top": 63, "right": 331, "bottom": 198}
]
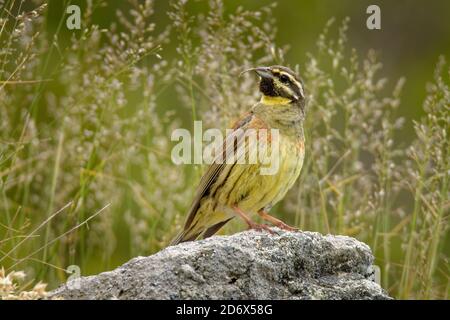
[
  {"left": 0, "top": 0, "right": 448, "bottom": 299},
  {"left": 0, "top": 267, "right": 50, "bottom": 300}
]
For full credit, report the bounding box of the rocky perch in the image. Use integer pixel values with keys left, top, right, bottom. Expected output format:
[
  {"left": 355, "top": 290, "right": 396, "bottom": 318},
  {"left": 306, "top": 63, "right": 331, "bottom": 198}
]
[{"left": 50, "top": 229, "right": 390, "bottom": 299}]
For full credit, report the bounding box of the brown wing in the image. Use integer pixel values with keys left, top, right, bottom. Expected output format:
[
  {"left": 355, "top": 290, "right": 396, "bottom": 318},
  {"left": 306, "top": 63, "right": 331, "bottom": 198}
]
[{"left": 182, "top": 112, "right": 254, "bottom": 230}]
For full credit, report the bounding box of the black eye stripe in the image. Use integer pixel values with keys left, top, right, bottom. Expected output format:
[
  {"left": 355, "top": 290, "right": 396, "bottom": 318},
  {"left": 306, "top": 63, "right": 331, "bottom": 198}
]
[{"left": 264, "top": 67, "right": 305, "bottom": 100}]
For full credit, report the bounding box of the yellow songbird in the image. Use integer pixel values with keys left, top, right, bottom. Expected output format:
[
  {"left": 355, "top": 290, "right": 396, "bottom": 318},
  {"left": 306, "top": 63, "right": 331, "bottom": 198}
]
[{"left": 171, "top": 65, "right": 306, "bottom": 245}]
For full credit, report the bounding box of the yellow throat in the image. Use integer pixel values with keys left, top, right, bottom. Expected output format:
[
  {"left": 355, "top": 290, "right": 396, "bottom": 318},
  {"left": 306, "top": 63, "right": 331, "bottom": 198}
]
[{"left": 260, "top": 95, "right": 292, "bottom": 105}]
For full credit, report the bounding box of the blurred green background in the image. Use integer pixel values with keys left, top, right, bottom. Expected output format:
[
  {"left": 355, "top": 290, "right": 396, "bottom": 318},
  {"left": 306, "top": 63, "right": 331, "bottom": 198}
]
[{"left": 46, "top": 0, "right": 450, "bottom": 135}]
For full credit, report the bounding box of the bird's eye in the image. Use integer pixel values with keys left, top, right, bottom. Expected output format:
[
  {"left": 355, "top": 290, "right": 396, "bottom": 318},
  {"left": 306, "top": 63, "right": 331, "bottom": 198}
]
[{"left": 279, "top": 74, "right": 290, "bottom": 83}]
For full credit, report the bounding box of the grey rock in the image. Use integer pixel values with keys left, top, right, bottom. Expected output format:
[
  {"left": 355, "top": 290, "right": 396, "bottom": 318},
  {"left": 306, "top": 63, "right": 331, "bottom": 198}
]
[{"left": 50, "top": 229, "right": 391, "bottom": 300}]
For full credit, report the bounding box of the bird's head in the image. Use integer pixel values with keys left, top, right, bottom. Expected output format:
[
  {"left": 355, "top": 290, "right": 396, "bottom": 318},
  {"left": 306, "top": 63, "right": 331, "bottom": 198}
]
[{"left": 241, "top": 65, "right": 305, "bottom": 106}]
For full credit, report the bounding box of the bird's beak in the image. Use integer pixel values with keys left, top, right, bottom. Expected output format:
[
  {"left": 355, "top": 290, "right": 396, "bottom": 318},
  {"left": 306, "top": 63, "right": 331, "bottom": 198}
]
[{"left": 239, "top": 67, "right": 272, "bottom": 79}]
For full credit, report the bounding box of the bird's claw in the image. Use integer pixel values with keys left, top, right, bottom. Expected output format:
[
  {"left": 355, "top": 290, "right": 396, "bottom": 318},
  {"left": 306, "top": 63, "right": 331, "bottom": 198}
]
[
  {"left": 272, "top": 221, "right": 299, "bottom": 232},
  {"left": 247, "top": 222, "right": 275, "bottom": 234}
]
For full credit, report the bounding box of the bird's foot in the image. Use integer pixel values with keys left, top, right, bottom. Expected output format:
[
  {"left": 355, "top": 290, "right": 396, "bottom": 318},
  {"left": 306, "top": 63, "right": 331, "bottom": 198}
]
[
  {"left": 271, "top": 221, "right": 299, "bottom": 232},
  {"left": 247, "top": 221, "right": 275, "bottom": 234},
  {"left": 232, "top": 205, "right": 275, "bottom": 235},
  {"left": 257, "top": 210, "right": 299, "bottom": 232}
]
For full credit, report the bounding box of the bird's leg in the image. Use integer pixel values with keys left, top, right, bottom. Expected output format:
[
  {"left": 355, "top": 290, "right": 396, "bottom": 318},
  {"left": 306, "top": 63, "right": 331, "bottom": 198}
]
[
  {"left": 232, "top": 205, "right": 274, "bottom": 234},
  {"left": 257, "top": 210, "right": 298, "bottom": 232}
]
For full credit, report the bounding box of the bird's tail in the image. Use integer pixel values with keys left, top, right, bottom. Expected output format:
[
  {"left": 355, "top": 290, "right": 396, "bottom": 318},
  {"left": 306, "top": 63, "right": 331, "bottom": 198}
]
[
  {"left": 169, "top": 227, "right": 201, "bottom": 246},
  {"left": 169, "top": 217, "right": 233, "bottom": 246},
  {"left": 169, "top": 234, "right": 182, "bottom": 246},
  {"left": 170, "top": 230, "right": 190, "bottom": 246}
]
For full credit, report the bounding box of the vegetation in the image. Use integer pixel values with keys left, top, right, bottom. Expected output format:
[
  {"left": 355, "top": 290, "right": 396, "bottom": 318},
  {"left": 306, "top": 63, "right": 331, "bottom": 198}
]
[{"left": 0, "top": 0, "right": 448, "bottom": 299}]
